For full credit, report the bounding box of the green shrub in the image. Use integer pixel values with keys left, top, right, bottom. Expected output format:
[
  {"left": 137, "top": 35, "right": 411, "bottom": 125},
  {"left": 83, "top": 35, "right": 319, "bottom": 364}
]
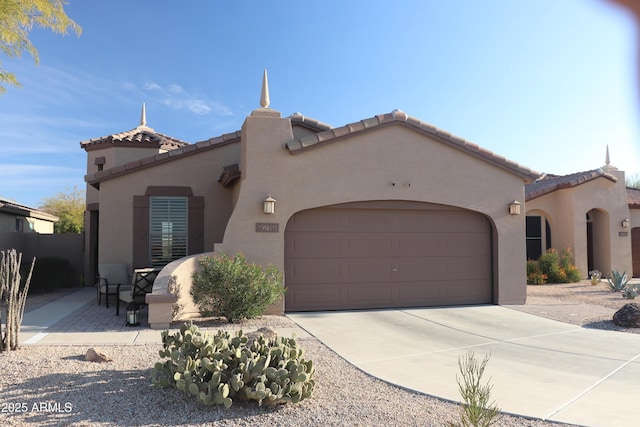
[
  {"left": 191, "top": 253, "right": 285, "bottom": 323},
  {"left": 526, "top": 260, "right": 546, "bottom": 285},
  {"left": 450, "top": 351, "right": 501, "bottom": 427},
  {"left": 529, "top": 248, "right": 580, "bottom": 284},
  {"left": 558, "top": 248, "right": 581, "bottom": 283},
  {"left": 151, "top": 322, "right": 315, "bottom": 407}
]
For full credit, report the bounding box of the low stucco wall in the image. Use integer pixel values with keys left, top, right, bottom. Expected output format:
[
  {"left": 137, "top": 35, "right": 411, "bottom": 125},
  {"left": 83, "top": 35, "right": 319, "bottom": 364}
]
[{"left": 146, "top": 253, "right": 212, "bottom": 329}]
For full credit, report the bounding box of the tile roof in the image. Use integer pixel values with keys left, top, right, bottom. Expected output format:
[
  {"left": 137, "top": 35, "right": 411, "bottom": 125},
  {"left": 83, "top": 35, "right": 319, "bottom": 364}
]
[
  {"left": 525, "top": 169, "right": 618, "bottom": 201},
  {"left": 80, "top": 125, "right": 189, "bottom": 151},
  {"left": 0, "top": 198, "right": 59, "bottom": 222},
  {"left": 627, "top": 187, "right": 640, "bottom": 208},
  {"left": 289, "top": 112, "right": 332, "bottom": 132},
  {"left": 285, "top": 110, "right": 540, "bottom": 181},
  {"left": 85, "top": 131, "right": 241, "bottom": 186}
]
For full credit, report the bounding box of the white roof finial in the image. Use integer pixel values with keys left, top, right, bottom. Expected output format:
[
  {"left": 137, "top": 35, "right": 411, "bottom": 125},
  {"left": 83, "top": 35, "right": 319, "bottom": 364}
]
[
  {"left": 140, "top": 102, "right": 147, "bottom": 127},
  {"left": 260, "top": 69, "right": 270, "bottom": 108},
  {"left": 605, "top": 144, "right": 610, "bottom": 166}
]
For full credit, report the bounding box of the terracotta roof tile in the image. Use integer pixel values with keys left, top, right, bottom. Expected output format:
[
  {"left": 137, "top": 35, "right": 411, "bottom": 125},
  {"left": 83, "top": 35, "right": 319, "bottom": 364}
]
[
  {"left": 85, "top": 130, "right": 241, "bottom": 185},
  {"left": 525, "top": 169, "right": 618, "bottom": 201},
  {"left": 627, "top": 187, "right": 640, "bottom": 208},
  {"left": 286, "top": 110, "right": 540, "bottom": 181},
  {"left": 80, "top": 125, "right": 189, "bottom": 151},
  {"left": 288, "top": 112, "right": 332, "bottom": 131}
]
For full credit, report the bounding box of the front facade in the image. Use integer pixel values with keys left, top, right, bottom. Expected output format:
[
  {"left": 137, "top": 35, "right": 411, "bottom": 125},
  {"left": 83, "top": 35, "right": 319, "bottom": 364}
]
[{"left": 81, "top": 76, "right": 634, "bottom": 327}]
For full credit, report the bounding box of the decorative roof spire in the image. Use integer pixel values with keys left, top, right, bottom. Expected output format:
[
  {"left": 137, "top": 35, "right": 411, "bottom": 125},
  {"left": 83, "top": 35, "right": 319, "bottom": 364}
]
[
  {"left": 140, "top": 102, "right": 147, "bottom": 127},
  {"left": 605, "top": 144, "right": 610, "bottom": 166},
  {"left": 260, "top": 69, "right": 270, "bottom": 108}
]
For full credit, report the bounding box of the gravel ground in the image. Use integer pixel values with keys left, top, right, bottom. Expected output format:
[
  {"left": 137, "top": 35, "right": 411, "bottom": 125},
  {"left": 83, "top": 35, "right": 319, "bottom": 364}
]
[{"left": 1, "top": 281, "right": 635, "bottom": 427}]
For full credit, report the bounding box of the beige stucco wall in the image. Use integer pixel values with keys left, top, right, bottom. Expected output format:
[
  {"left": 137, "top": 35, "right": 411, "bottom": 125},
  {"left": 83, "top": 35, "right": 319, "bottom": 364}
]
[
  {"left": 96, "top": 142, "right": 239, "bottom": 266},
  {"left": 525, "top": 169, "right": 632, "bottom": 277},
  {"left": 214, "top": 108, "right": 529, "bottom": 313}
]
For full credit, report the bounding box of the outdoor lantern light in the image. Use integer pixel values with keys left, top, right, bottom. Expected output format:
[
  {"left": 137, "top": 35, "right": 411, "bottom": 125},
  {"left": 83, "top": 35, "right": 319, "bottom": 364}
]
[
  {"left": 126, "top": 303, "right": 140, "bottom": 327},
  {"left": 263, "top": 195, "right": 276, "bottom": 214},
  {"left": 622, "top": 218, "right": 631, "bottom": 228},
  {"left": 508, "top": 200, "right": 521, "bottom": 215}
]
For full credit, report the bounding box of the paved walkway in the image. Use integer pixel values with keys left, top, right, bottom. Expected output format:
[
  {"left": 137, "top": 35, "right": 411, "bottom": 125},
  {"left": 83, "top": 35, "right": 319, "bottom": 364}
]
[{"left": 20, "top": 288, "right": 308, "bottom": 346}]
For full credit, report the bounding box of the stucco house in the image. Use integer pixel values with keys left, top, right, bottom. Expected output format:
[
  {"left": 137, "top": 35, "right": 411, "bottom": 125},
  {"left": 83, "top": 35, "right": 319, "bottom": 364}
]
[
  {"left": 0, "top": 197, "right": 58, "bottom": 233},
  {"left": 81, "top": 73, "right": 635, "bottom": 328}
]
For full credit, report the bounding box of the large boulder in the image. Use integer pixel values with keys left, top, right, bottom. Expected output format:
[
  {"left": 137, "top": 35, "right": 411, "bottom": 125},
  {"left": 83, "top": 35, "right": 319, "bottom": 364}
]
[{"left": 613, "top": 303, "right": 640, "bottom": 328}]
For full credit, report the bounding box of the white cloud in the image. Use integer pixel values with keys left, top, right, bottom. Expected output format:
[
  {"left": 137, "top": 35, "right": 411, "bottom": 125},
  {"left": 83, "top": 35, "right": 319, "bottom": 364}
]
[{"left": 142, "top": 81, "right": 232, "bottom": 116}]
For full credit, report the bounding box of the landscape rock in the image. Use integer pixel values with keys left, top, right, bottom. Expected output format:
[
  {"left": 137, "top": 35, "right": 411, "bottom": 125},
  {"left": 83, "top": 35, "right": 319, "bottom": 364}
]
[
  {"left": 613, "top": 303, "right": 640, "bottom": 328},
  {"left": 85, "top": 347, "right": 113, "bottom": 363},
  {"left": 246, "top": 326, "right": 279, "bottom": 345}
]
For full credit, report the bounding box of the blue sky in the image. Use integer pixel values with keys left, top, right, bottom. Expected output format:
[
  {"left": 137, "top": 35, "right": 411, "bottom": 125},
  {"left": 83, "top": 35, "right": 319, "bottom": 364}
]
[{"left": 0, "top": 0, "right": 639, "bottom": 208}]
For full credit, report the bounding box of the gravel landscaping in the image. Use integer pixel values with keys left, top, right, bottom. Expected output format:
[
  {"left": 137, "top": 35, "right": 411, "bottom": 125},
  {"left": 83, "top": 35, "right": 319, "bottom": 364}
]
[{"left": 1, "top": 281, "right": 635, "bottom": 426}]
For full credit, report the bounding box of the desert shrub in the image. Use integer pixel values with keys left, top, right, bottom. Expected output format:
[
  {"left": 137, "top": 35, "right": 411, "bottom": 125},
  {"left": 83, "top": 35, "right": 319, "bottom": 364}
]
[
  {"left": 151, "top": 322, "right": 315, "bottom": 407},
  {"left": 608, "top": 270, "right": 630, "bottom": 292},
  {"left": 191, "top": 253, "right": 285, "bottom": 323},
  {"left": 558, "top": 248, "right": 581, "bottom": 283},
  {"left": 622, "top": 283, "right": 640, "bottom": 299},
  {"left": 530, "top": 248, "right": 580, "bottom": 284},
  {"left": 526, "top": 260, "right": 546, "bottom": 285},
  {"left": 450, "top": 351, "right": 501, "bottom": 427}
]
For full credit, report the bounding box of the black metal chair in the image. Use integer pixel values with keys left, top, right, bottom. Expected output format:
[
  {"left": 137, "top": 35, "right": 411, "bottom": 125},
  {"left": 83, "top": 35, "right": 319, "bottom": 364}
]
[
  {"left": 117, "top": 267, "right": 159, "bottom": 316},
  {"left": 97, "top": 263, "right": 130, "bottom": 309}
]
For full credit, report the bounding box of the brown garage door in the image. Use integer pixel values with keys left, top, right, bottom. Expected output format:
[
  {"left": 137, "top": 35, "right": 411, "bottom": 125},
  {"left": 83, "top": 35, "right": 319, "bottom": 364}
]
[
  {"left": 632, "top": 228, "right": 640, "bottom": 277},
  {"left": 284, "top": 201, "right": 493, "bottom": 311}
]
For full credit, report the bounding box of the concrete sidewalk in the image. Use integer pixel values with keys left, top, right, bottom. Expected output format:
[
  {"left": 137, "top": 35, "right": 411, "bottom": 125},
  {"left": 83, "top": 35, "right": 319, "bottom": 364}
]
[
  {"left": 19, "top": 288, "right": 308, "bottom": 346},
  {"left": 289, "top": 306, "right": 640, "bottom": 427}
]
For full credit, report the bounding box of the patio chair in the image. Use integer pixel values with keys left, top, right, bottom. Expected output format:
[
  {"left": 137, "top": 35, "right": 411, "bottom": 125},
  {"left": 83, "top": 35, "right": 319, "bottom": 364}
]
[
  {"left": 97, "top": 263, "right": 130, "bottom": 309},
  {"left": 117, "top": 267, "right": 159, "bottom": 316}
]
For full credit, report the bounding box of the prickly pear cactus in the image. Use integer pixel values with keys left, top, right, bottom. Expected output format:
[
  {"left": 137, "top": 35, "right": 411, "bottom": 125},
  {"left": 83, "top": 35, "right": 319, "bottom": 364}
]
[{"left": 151, "top": 322, "right": 315, "bottom": 407}]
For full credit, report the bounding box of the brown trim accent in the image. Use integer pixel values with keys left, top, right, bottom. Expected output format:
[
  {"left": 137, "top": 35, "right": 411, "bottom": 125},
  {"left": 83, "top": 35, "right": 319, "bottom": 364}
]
[
  {"left": 145, "top": 186, "right": 193, "bottom": 197},
  {"left": 94, "top": 156, "right": 106, "bottom": 165},
  {"left": 132, "top": 196, "right": 150, "bottom": 269},
  {"left": 218, "top": 164, "right": 241, "bottom": 188},
  {"left": 86, "top": 202, "right": 99, "bottom": 211},
  {"left": 188, "top": 196, "right": 205, "bottom": 255},
  {"left": 132, "top": 188, "right": 204, "bottom": 269}
]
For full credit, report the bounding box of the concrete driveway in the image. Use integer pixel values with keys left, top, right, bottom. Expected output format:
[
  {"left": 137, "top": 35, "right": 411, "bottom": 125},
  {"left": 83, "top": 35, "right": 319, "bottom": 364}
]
[{"left": 288, "top": 306, "right": 640, "bottom": 427}]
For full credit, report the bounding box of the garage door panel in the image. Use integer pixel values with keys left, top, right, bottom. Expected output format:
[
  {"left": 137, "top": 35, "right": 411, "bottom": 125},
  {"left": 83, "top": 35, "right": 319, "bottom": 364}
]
[
  {"left": 343, "top": 283, "right": 392, "bottom": 308},
  {"left": 285, "top": 205, "right": 492, "bottom": 311},
  {"left": 287, "top": 210, "right": 341, "bottom": 232},
  {"left": 344, "top": 234, "right": 394, "bottom": 257},
  {"left": 343, "top": 259, "right": 393, "bottom": 283},
  {"left": 285, "top": 285, "right": 341, "bottom": 311},
  {"left": 287, "top": 259, "right": 341, "bottom": 284},
  {"left": 344, "top": 212, "right": 392, "bottom": 230},
  {"left": 285, "top": 233, "right": 342, "bottom": 257}
]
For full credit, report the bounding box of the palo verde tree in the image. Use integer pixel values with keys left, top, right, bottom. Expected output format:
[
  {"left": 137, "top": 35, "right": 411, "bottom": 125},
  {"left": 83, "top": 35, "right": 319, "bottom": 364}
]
[
  {"left": 0, "top": 0, "right": 81, "bottom": 94},
  {"left": 40, "top": 186, "right": 85, "bottom": 233}
]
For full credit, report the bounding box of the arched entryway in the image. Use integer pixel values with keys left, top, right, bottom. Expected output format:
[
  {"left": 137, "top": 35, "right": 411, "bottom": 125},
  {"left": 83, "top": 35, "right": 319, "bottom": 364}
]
[
  {"left": 284, "top": 200, "right": 494, "bottom": 312},
  {"left": 586, "top": 209, "right": 610, "bottom": 274}
]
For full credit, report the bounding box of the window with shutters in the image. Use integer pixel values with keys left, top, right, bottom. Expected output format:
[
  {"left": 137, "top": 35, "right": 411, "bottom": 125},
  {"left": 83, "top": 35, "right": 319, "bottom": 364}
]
[{"left": 149, "top": 197, "right": 187, "bottom": 268}]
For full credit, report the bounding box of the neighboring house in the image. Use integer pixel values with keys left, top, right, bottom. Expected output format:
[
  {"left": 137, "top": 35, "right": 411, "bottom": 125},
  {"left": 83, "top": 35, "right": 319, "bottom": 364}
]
[
  {"left": 0, "top": 197, "right": 58, "bottom": 233},
  {"left": 80, "top": 73, "right": 634, "bottom": 327},
  {"left": 524, "top": 163, "right": 633, "bottom": 278}
]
